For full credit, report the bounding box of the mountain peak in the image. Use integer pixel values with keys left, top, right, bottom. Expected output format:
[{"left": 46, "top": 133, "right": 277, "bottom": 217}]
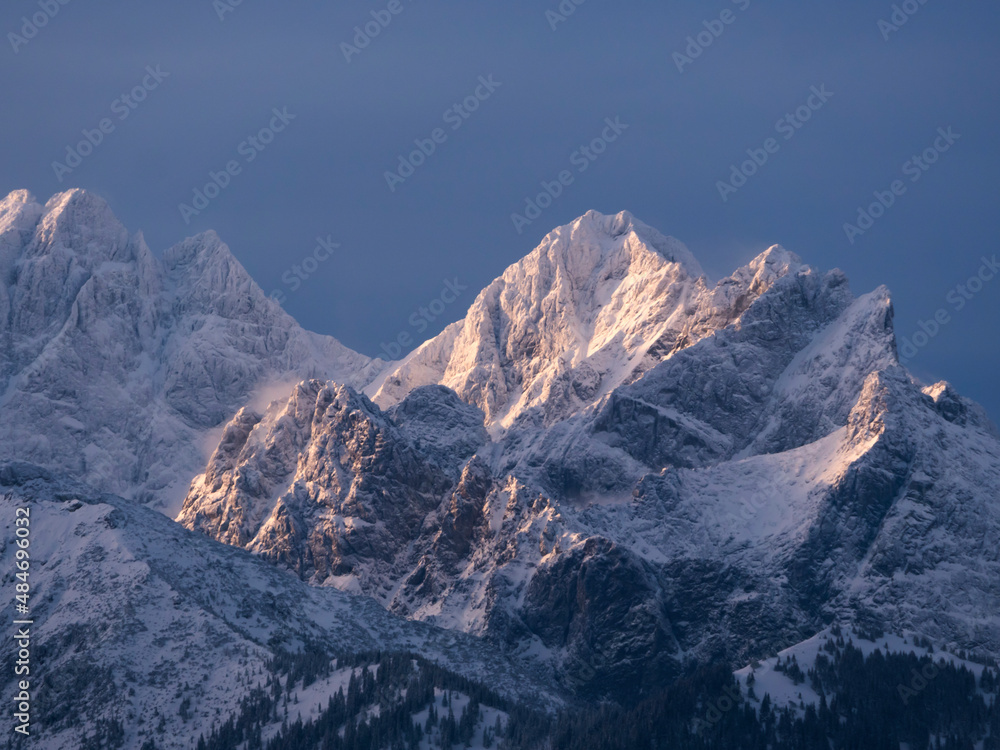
[
  {"left": 0, "top": 191, "right": 44, "bottom": 259},
  {"left": 41, "top": 188, "right": 123, "bottom": 233},
  {"left": 724, "top": 244, "right": 806, "bottom": 298},
  {"left": 560, "top": 209, "right": 706, "bottom": 279},
  {"left": 0, "top": 188, "right": 38, "bottom": 212},
  {"left": 750, "top": 244, "right": 802, "bottom": 273},
  {"left": 44, "top": 186, "right": 107, "bottom": 211},
  {"left": 163, "top": 229, "right": 233, "bottom": 270},
  {"left": 161, "top": 230, "right": 282, "bottom": 323},
  {"left": 372, "top": 213, "right": 748, "bottom": 427},
  {"left": 28, "top": 187, "right": 136, "bottom": 265}
]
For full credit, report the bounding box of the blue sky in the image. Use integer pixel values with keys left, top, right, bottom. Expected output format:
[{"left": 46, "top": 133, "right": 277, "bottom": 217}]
[{"left": 3, "top": 0, "right": 999, "bottom": 418}]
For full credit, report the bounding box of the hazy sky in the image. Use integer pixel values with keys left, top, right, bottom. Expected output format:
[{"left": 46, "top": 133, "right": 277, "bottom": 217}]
[{"left": 3, "top": 0, "right": 999, "bottom": 418}]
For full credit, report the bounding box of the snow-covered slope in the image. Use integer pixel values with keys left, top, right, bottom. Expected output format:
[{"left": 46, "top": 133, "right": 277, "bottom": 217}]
[
  {"left": 0, "top": 189, "right": 385, "bottom": 513},
  {"left": 732, "top": 626, "right": 996, "bottom": 717},
  {"left": 0, "top": 463, "right": 558, "bottom": 749},
  {"left": 180, "top": 210, "right": 1000, "bottom": 702}
]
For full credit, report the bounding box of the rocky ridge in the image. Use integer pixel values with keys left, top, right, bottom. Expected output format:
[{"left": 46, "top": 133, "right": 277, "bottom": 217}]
[{"left": 179, "top": 209, "right": 1000, "bottom": 700}]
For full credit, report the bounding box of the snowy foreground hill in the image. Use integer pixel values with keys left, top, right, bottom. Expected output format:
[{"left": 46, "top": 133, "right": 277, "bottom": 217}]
[
  {"left": 0, "top": 464, "right": 558, "bottom": 749},
  {"left": 2, "top": 191, "right": 999, "bottom": 748}
]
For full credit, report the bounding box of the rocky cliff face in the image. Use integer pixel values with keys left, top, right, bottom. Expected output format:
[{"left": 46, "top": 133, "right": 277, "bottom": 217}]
[
  {"left": 177, "top": 381, "right": 484, "bottom": 589},
  {"left": 0, "top": 189, "right": 384, "bottom": 512},
  {"left": 181, "top": 209, "right": 1000, "bottom": 701}
]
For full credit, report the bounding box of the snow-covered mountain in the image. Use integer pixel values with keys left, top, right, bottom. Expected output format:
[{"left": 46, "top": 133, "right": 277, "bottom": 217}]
[
  {"left": 0, "top": 189, "right": 385, "bottom": 513},
  {"left": 180, "top": 209, "right": 1000, "bottom": 701},
  {"left": 5, "top": 192, "right": 998, "bottom": 737}
]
